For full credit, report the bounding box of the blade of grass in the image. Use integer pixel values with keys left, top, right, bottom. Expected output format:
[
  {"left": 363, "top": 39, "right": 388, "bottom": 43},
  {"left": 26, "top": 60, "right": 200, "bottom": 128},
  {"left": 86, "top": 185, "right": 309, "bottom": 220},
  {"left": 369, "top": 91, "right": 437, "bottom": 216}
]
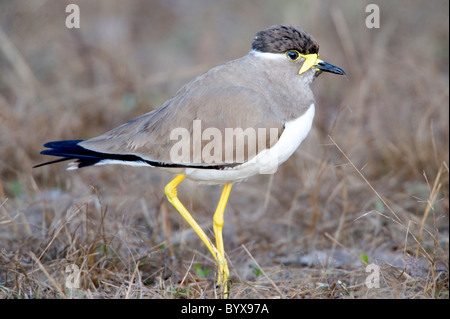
[
  {"left": 241, "top": 244, "right": 285, "bottom": 299},
  {"left": 30, "top": 252, "right": 67, "bottom": 299},
  {"left": 328, "top": 135, "right": 402, "bottom": 224}
]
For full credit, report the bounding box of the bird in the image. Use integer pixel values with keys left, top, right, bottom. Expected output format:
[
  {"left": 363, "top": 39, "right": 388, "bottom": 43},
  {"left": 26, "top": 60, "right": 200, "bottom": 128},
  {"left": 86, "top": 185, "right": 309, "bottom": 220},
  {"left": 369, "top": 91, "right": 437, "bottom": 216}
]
[{"left": 35, "top": 25, "right": 345, "bottom": 297}]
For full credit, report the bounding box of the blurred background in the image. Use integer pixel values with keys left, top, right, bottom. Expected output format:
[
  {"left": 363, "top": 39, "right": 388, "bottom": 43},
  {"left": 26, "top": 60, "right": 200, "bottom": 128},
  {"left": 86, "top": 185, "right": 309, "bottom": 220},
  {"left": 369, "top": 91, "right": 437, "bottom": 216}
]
[{"left": 0, "top": 0, "right": 448, "bottom": 298}]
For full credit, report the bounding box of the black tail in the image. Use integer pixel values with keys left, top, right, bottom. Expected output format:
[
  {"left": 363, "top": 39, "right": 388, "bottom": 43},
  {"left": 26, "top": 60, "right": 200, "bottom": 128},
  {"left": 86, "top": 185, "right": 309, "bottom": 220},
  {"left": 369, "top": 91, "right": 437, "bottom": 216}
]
[
  {"left": 35, "top": 140, "right": 241, "bottom": 170},
  {"left": 34, "top": 140, "right": 149, "bottom": 169}
]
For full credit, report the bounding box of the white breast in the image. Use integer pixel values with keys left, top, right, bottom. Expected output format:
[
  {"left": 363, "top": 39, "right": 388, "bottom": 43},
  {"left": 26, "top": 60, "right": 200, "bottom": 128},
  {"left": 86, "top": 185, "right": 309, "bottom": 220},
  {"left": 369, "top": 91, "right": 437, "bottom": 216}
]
[{"left": 185, "top": 103, "right": 315, "bottom": 184}]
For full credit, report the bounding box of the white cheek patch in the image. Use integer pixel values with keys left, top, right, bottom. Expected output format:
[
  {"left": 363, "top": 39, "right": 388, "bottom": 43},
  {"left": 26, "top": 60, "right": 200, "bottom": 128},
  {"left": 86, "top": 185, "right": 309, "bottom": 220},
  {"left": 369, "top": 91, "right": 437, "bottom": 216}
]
[{"left": 250, "top": 50, "right": 286, "bottom": 60}]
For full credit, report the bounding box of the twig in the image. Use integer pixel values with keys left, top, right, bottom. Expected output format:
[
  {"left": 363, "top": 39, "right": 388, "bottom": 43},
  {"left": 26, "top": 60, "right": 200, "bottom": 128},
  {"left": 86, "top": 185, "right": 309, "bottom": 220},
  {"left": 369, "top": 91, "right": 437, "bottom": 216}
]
[
  {"left": 328, "top": 135, "right": 402, "bottom": 224},
  {"left": 416, "top": 165, "right": 444, "bottom": 257},
  {"left": 175, "top": 255, "right": 195, "bottom": 298},
  {"left": 125, "top": 260, "right": 140, "bottom": 299},
  {"left": 30, "top": 252, "right": 68, "bottom": 299},
  {"left": 241, "top": 244, "right": 285, "bottom": 299}
]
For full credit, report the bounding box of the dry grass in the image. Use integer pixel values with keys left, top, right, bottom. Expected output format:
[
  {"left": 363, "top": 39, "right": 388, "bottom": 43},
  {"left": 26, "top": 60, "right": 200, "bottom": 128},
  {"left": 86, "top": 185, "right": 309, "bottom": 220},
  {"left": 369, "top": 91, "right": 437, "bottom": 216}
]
[{"left": 0, "top": 0, "right": 448, "bottom": 299}]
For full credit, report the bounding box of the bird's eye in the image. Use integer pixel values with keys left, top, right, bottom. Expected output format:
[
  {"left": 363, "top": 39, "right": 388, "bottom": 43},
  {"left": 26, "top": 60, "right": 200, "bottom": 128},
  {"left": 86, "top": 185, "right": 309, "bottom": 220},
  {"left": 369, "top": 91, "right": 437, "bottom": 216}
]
[{"left": 286, "top": 50, "right": 300, "bottom": 61}]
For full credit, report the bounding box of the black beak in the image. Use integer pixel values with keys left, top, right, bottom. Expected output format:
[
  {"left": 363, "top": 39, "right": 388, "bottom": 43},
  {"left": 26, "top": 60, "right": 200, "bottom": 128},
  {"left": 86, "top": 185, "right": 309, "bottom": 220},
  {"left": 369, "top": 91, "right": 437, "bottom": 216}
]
[{"left": 315, "top": 61, "right": 346, "bottom": 75}]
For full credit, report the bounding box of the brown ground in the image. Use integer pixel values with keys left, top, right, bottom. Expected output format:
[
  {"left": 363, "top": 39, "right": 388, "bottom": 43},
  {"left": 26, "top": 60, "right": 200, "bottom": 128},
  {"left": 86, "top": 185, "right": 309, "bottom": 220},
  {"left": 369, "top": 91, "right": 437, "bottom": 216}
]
[{"left": 0, "top": 0, "right": 448, "bottom": 299}]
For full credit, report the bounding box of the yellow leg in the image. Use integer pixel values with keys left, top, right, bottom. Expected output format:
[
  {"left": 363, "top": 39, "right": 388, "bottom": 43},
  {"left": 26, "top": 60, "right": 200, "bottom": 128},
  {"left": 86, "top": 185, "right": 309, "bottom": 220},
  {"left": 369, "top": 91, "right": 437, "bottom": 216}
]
[
  {"left": 164, "top": 174, "right": 233, "bottom": 297},
  {"left": 164, "top": 174, "right": 217, "bottom": 259},
  {"left": 213, "top": 183, "right": 232, "bottom": 294}
]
